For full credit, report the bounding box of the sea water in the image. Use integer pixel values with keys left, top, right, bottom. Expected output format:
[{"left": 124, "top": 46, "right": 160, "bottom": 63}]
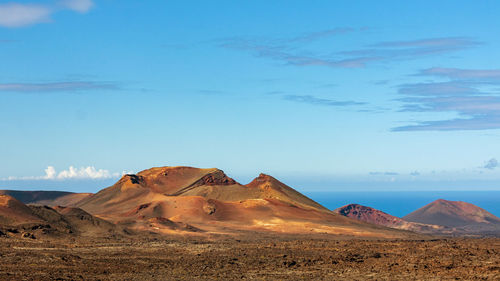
[{"left": 305, "top": 191, "right": 500, "bottom": 218}]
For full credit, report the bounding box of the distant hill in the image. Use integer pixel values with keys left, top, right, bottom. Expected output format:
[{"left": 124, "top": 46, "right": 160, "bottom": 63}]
[
  {"left": 0, "top": 195, "right": 43, "bottom": 225},
  {"left": 334, "top": 204, "right": 449, "bottom": 234},
  {"left": 335, "top": 201, "right": 500, "bottom": 236},
  {"left": 0, "top": 194, "right": 125, "bottom": 238},
  {"left": 0, "top": 190, "right": 75, "bottom": 204},
  {"left": 403, "top": 199, "right": 500, "bottom": 231},
  {"left": 0, "top": 190, "right": 93, "bottom": 207}
]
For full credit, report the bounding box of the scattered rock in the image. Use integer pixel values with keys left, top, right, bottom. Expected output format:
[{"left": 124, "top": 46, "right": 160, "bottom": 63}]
[
  {"left": 7, "top": 228, "right": 18, "bottom": 233},
  {"left": 21, "top": 232, "right": 35, "bottom": 239},
  {"left": 203, "top": 202, "right": 216, "bottom": 215}
]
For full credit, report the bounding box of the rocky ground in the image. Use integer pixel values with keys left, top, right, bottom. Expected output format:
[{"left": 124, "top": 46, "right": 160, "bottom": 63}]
[{"left": 0, "top": 235, "right": 499, "bottom": 280}]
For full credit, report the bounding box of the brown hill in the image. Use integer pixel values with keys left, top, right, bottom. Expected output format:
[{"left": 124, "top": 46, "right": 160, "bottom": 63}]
[
  {"left": 34, "top": 193, "right": 93, "bottom": 207},
  {"left": 0, "top": 190, "right": 92, "bottom": 206},
  {"left": 245, "top": 173, "right": 327, "bottom": 210},
  {"left": 0, "top": 194, "right": 125, "bottom": 238},
  {"left": 0, "top": 190, "right": 73, "bottom": 203},
  {"left": 403, "top": 199, "right": 500, "bottom": 228},
  {"left": 334, "top": 204, "right": 448, "bottom": 234},
  {"left": 0, "top": 195, "right": 43, "bottom": 225},
  {"left": 29, "top": 205, "right": 121, "bottom": 237},
  {"left": 76, "top": 167, "right": 327, "bottom": 215},
  {"left": 75, "top": 166, "right": 416, "bottom": 238}
]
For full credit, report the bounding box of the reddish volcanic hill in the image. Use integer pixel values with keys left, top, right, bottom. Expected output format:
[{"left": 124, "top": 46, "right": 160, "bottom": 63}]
[
  {"left": 0, "top": 194, "right": 125, "bottom": 238},
  {"left": 29, "top": 205, "right": 121, "bottom": 237},
  {"left": 76, "top": 167, "right": 326, "bottom": 216},
  {"left": 245, "top": 173, "right": 327, "bottom": 210},
  {"left": 0, "top": 190, "right": 92, "bottom": 207},
  {"left": 34, "top": 193, "right": 93, "bottom": 207},
  {"left": 75, "top": 166, "right": 413, "bottom": 238},
  {"left": 334, "top": 204, "right": 448, "bottom": 234},
  {"left": 403, "top": 199, "right": 500, "bottom": 228},
  {"left": 0, "top": 195, "right": 43, "bottom": 225}
]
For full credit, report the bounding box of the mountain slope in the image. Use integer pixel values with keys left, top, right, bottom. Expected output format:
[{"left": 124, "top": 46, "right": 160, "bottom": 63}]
[
  {"left": 34, "top": 193, "right": 93, "bottom": 207},
  {"left": 0, "top": 190, "right": 92, "bottom": 207},
  {"left": 76, "top": 167, "right": 326, "bottom": 216},
  {"left": 75, "top": 166, "right": 414, "bottom": 238},
  {"left": 334, "top": 204, "right": 448, "bottom": 234},
  {"left": 0, "top": 194, "right": 125, "bottom": 238},
  {"left": 244, "top": 174, "right": 326, "bottom": 210},
  {"left": 0, "top": 195, "right": 43, "bottom": 225},
  {"left": 0, "top": 190, "right": 72, "bottom": 204},
  {"left": 403, "top": 199, "right": 500, "bottom": 228},
  {"left": 29, "top": 205, "right": 121, "bottom": 237}
]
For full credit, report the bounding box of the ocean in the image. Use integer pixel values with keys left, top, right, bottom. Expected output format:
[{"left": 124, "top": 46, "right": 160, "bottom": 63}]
[{"left": 305, "top": 191, "right": 500, "bottom": 218}]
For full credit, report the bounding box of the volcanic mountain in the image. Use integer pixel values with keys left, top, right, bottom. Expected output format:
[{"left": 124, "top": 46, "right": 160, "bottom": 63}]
[
  {"left": 0, "top": 194, "right": 123, "bottom": 238},
  {"left": 77, "top": 167, "right": 324, "bottom": 214},
  {"left": 334, "top": 204, "right": 448, "bottom": 234},
  {"left": 403, "top": 199, "right": 500, "bottom": 232},
  {"left": 0, "top": 190, "right": 92, "bottom": 206},
  {"left": 28, "top": 205, "right": 121, "bottom": 237},
  {"left": 0, "top": 195, "right": 43, "bottom": 225},
  {"left": 74, "top": 166, "right": 413, "bottom": 238}
]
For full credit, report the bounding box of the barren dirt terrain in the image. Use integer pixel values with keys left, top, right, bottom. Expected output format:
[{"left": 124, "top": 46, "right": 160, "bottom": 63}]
[
  {"left": 1, "top": 168, "right": 499, "bottom": 280},
  {"left": 1, "top": 235, "right": 499, "bottom": 280}
]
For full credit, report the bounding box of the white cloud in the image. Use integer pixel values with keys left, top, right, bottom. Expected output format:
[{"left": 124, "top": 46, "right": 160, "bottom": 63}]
[
  {"left": 2, "top": 165, "right": 125, "bottom": 181},
  {"left": 60, "top": 0, "right": 94, "bottom": 13},
  {"left": 56, "top": 166, "right": 115, "bottom": 179},
  {"left": 393, "top": 67, "right": 500, "bottom": 131},
  {"left": 45, "top": 166, "right": 57, "bottom": 179},
  {"left": 0, "top": 1, "right": 94, "bottom": 28},
  {"left": 0, "top": 81, "right": 118, "bottom": 92},
  {"left": 0, "top": 3, "right": 51, "bottom": 27}
]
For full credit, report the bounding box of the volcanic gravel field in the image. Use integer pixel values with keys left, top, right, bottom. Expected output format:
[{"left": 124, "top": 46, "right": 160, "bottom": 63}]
[{"left": 0, "top": 235, "right": 499, "bottom": 280}]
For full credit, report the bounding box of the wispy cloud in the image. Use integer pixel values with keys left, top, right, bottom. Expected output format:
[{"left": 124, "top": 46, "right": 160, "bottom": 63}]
[
  {"left": 218, "top": 28, "right": 380, "bottom": 69},
  {"left": 220, "top": 33, "right": 479, "bottom": 69},
  {"left": 219, "top": 35, "right": 378, "bottom": 68},
  {"left": 2, "top": 166, "right": 125, "bottom": 181},
  {"left": 0, "top": 0, "right": 94, "bottom": 28},
  {"left": 196, "top": 89, "right": 227, "bottom": 95},
  {"left": 398, "top": 81, "right": 479, "bottom": 97},
  {"left": 265, "top": 90, "right": 285, "bottom": 95},
  {"left": 338, "top": 37, "right": 479, "bottom": 61},
  {"left": 393, "top": 67, "right": 500, "bottom": 131},
  {"left": 369, "top": 172, "right": 399, "bottom": 176},
  {"left": 0, "top": 3, "right": 51, "bottom": 27},
  {"left": 370, "top": 37, "right": 478, "bottom": 48},
  {"left": 372, "top": 80, "right": 390, "bottom": 85},
  {"left": 483, "top": 158, "right": 498, "bottom": 170},
  {"left": 60, "top": 0, "right": 94, "bottom": 13},
  {"left": 284, "top": 95, "right": 365, "bottom": 107},
  {"left": 393, "top": 116, "right": 500, "bottom": 131},
  {"left": 0, "top": 81, "right": 118, "bottom": 93},
  {"left": 284, "top": 27, "right": 355, "bottom": 44},
  {"left": 417, "top": 67, "right": 500, "bottom": 82}
]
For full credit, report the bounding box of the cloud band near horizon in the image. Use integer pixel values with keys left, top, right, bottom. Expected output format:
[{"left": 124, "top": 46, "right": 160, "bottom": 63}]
[{"left": 2, "top": 166, "right": 127, "bottom": 181}]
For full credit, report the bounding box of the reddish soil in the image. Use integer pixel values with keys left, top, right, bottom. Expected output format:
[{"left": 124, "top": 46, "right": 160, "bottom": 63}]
[{"left": 0, "top": 235, "right": 498, "bottom": 280}]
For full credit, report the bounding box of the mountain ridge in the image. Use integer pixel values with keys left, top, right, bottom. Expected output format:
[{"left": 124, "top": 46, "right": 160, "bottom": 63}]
[
  {"left": 72, "top": 166, "right": 413, "bottom": 238},
  {"left": 403, "top": 199, "right": 500, "bottom": 228},
  {"left": 334, "top": 203, "right": 449, "bottom": 234}
]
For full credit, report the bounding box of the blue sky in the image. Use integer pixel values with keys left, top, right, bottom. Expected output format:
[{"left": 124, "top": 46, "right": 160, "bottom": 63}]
[{"left": 1, "top": 0, "right": 500, "bottom": 192}]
